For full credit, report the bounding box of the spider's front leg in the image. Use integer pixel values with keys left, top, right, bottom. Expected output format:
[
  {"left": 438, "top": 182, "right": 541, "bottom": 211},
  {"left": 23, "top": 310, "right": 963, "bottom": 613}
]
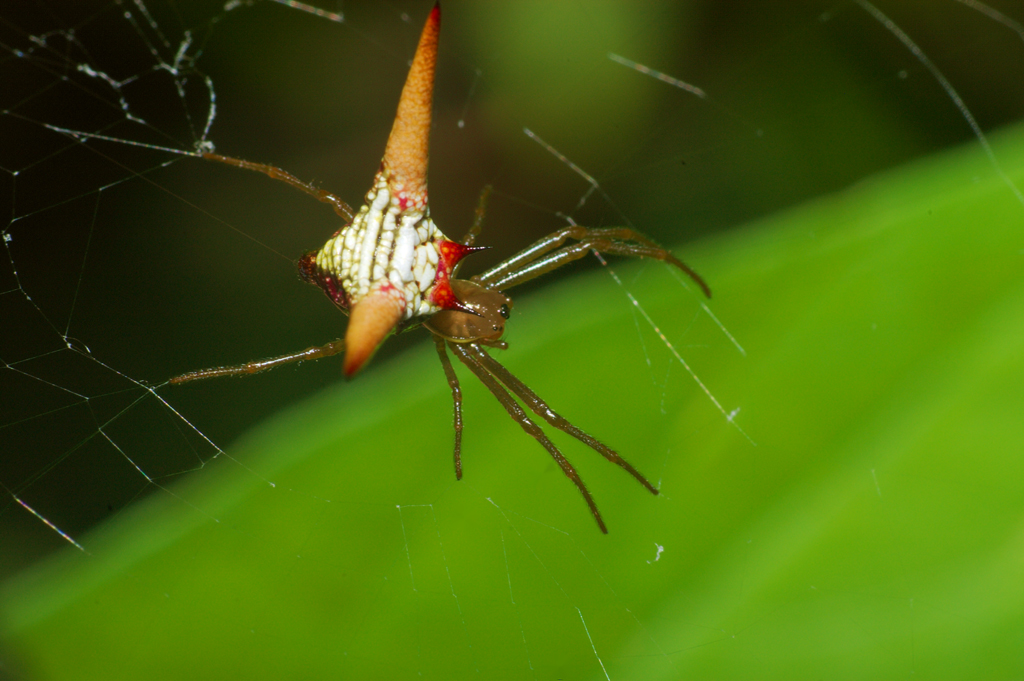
[
  {"left": 474, "top": 225, "right": 711, "bottom": 298},
  {"left": 426, "top": 278, "right": 656, "bottom": 532},
  {"left": 446, "top": 340, "right": 611, "bottom": 533},
  {"left": 468, "top": 345, "right": 659, "bottom": 496},
  {"left": 426, "top": 279, "right": 513, "bottom": 481},
  {"left": 433, "top": 337, "right": 464, "bottom": 479}
]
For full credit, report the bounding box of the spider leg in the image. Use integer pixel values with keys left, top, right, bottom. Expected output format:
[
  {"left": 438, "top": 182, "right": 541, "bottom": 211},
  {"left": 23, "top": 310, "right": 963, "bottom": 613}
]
[
  {"left": 477, "top": 226, "right": 653, "bottom": 282},
  {"left": 474, "top": 226, "right": 710, "bottom": 298},
  {"left": 201, "top": 152, "right": 357, "bottom": 222},
  {"left": 466, "top": 343, "right": 658, "bottom": 496},
  {"left": 447, "top": 341, "right": 608, "bottom": 533},
  {"left": 169, "top": 339, "right": 346, "bottom": 384},
  {"left": 485, "top": 237, "right": 709, "bottom": 297},
  {"left": 461, "top": 185, "right": 493, "bottom": 247},
  {"left": 433, "top": 337, "right": 464, "bottom": 479}
]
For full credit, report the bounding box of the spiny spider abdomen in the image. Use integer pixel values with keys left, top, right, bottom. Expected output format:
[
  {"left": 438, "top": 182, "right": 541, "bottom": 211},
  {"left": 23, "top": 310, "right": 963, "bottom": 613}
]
[{"left": 173, "top": 3, "right": 711, "bottom": 533}]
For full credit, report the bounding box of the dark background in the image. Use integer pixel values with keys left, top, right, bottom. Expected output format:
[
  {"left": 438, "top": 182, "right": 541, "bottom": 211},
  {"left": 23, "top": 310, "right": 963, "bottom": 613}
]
[{"left": 2, "top": 0, "right": 1023, "bottom": 578}]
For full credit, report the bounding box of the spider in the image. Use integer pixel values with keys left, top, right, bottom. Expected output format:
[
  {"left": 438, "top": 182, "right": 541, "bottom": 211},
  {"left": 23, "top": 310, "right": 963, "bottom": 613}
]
[{"left": 170, "top": 4, "right": 710, "bottom": 533}]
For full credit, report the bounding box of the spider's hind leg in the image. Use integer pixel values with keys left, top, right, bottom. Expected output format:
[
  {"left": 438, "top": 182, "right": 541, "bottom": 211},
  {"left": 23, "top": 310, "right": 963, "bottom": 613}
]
[
  {"left": 461, "top": 185, "right": 493, "bottom": 247},
  {"left": 200, "top": 152, "right": 357, "bottom": 222},
  {"left": 169, "top": 339, "right": 347, "bottom": 384}
]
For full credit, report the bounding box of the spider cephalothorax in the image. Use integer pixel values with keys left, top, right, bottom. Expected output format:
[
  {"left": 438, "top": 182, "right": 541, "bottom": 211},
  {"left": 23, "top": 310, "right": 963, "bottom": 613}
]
[{"left": 173, "top": 4, "right": 710, "bottom": 533}]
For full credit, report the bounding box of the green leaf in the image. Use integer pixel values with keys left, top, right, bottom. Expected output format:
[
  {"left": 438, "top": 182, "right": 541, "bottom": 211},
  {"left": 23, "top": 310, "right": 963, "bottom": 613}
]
[{"left": 3, "top": 122, "right": 1024, "bottom": 680}]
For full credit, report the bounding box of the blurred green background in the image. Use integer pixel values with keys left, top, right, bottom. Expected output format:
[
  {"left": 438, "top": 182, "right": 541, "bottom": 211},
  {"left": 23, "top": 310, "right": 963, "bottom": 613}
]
[{"left": 2, "top": 0, "right": 1024, "bottom": 678}]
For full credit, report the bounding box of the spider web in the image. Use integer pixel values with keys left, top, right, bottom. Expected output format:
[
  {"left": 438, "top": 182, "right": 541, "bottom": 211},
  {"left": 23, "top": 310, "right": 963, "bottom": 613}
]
[{"left": 2, "top": 1, "right": 1024, "bottom": 679}]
